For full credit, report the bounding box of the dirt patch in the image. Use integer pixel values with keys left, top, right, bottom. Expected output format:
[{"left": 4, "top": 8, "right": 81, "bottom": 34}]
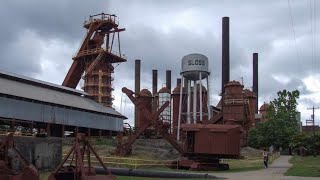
[
  {"left": 241, "top": 147, "right": 263, "bottom": 158},
  {"left": 62, "top": 138, "right": 263, "bottom": 160}
]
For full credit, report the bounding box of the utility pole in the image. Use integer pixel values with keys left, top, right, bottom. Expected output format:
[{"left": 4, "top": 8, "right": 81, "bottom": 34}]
[{"left": 307, "top": 106, "right": 319, "bottom": 157}]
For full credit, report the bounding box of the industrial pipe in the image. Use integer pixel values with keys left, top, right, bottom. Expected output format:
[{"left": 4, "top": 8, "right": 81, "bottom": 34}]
[
  {"left": 166, "top": 70, "right": 171, "bottom": 91},
  {"left": 95, "top": 167, "right": 217, "bottom": 179},
  {"left": 177, "top": 77, "right": 184, "bottom": 140},
  {"left": 152, "top": 69, "right": 158, "bottom": 112},
  {"left": 187, "top": 80, "right": 191, "bottom": 124},
  {"left": 152, "top": 69, "right": 158, "bottom": 96},
  {"left": 134, "top": 60, "right": 141, "bottom": 128},
  {"left": 253, "top": 53, "right": 258, "bottom": 113},
  {"left": 177, "top": 78, "right": 181, "bottom": 86},
  {"left": 222, "top": 17, "right": 230, "bottom": 94},
  {"left": 199, "top": 72, "right": 203, "bottom": 122},
  {"left": 193, "top": 81, "right": 197, "bottom": 124}
]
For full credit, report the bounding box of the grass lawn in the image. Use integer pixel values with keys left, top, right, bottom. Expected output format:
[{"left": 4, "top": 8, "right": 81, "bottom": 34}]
[
  {"left": 39, "top": 155, "right": 279, "bottom": 180},
  {"left": 285, "top": 156, "right": 320, "bottom": 177},
  {"left": 116, "top": 176, "right": 209, "bottom": 180},
  {"left": 39, "top": 171, "right": 51, "bottom": 180},
  {"left": 148, "top": 153, "right": 279, "bottom": 173}
]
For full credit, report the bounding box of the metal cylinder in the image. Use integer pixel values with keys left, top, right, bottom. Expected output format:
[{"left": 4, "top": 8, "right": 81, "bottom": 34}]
[
  {"left": 222, "top": 17, "right": 230, "bottom": 94},
  {"left": 95, "top": 167, "right": 217, "bottom": 179},
  {"left": 193, "top": 81, "right": 197, "bottom": 124},
  {"left": 152, "top": 70, "right": 158, "bottom": 96},
  {"left": 134, "top": 60, "right": 141, "bottom": 128},
  {"left": 177, "top": 78, "right": 181, "bottom": 86},
  {"left": 166, "top": 70, "right": 171, "bottom": 91},
  {"left": 152, "top": 69, "right": 158, "bottom": 112},
  {"left": 253, "top": 53, "right": 258, "bottom": 113},
  {"left": 187, "top": 80, "right": 191, "bottom": 124},
  {"left": 199, "top": 73, "right": 203, "bottom": 122}
]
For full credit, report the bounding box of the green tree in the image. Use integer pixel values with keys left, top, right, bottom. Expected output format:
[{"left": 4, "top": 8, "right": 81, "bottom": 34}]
[
  {"left": 291, "top": 132, "right": 320, "bottom": 155},
  {"left": 248, "top": 89, "right": 300, "bottom": 149}
]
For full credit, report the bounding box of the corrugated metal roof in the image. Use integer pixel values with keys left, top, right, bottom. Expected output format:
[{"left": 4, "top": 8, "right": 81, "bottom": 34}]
[
  {"left": 0, "top": 97, "right": 124, "bottom": 131},
  {"left": 0, "top": 69, "right": 88, "bottom": 96},
  {"left": 0, "top": 71, "right": 126, "bottom": 119}
]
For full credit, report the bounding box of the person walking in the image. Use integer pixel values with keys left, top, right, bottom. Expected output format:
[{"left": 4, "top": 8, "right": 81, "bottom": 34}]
[{"left": 263, "top": 149, "right": 269, "bottom": 168}]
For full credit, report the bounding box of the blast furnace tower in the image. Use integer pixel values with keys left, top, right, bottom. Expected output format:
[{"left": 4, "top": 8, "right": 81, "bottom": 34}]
[{"left": 63, "top": 13, "right": 126, "bottom": 107}]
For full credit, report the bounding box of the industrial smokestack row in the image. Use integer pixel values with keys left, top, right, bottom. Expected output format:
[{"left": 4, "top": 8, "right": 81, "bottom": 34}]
[
  {"left": 253, "top": 53, "right": 258, "bottom": 113},
  {"left": 221, "top": 17, "right": 230, "bottom": 94}
]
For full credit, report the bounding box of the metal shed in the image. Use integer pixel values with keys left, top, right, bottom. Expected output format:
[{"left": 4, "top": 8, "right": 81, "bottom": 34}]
[{"left": 0, "top": 70, "right": 126, "bottom": 132}]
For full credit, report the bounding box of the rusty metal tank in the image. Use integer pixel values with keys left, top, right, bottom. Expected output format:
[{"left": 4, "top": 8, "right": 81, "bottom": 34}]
[
  {"left": 137, "top": 89, "right": 153, "bottom": 128},
  {"left": 223, "top": 81, "right": 245, "bottom": 125},
  {"left": 244, "top": 89, "right": 256, "bottom": 129},
  {"left": 259, "top": 103, "right": 270, "bottom": 122}
]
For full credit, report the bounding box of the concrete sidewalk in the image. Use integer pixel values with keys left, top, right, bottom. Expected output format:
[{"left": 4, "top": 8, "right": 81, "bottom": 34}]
[{"left": 214, "top": 156, "right": 319, "bottom": 180}]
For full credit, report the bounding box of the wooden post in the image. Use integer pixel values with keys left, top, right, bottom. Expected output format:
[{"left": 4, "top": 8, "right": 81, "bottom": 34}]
[{"left": 46, "top": 123, "right": 51, "bottom": 137}]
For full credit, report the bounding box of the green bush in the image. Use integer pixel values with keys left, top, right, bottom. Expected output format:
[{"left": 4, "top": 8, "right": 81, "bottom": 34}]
[{"left": 94, "top": 138, "right": 116, "bottom": 146}]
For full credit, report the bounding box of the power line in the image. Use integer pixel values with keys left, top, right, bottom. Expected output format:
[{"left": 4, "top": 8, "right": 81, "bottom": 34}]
[
  {"left": 287, "top": 0, "right": 303, "bottom": 72},
  {"left": 314, "top": 0, "right": 319, "bottom": 73},
  {"left": 310, "top": 0, "right": 317, "bottom": 74},
  {"left": 310, "top": 0, "right": 314, "bottom": 74}
]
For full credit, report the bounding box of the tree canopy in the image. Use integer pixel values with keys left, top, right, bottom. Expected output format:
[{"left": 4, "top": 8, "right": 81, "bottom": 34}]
[{"left": 248, "top": 89, "right": 300, "bottom": 149}]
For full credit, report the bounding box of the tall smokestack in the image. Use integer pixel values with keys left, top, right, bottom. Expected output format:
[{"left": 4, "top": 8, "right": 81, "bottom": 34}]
[
  {"left": 177, "top": 78, "right": 181, "bottom": 86},
  {"left": 166, "top": 70, "right": 171, "bottom": 91},
  {"left": 152, "top": 70, "right": 158, "bottom": 96},
  {"left": 222, "top": 17, "right": 230, "bottom": 94},
  {"left": 134, "top": 60, "right": 141, "bottom": 128},
  {"left": 253, "top": 53, "right": 258, "bottom": 113},
  {"left": 152, "top": 69, "right": 158, "bottom": 112}
]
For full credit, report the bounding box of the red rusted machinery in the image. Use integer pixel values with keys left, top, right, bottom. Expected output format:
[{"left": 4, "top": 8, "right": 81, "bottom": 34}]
[
  {"left": 115, "top": 87, "right": 184, "bottom": 156},
  {"left": 0, "top": 133, "right": 39, "bottom": 180},
  {"left": 63, "top": 13, "right": 126, "bottom": 107},
  {"left": 49, "top": 133, "right": 116, "bottom": 180},
  {"left": 116, "top": 87, "right": 238, "bottom": 170}
]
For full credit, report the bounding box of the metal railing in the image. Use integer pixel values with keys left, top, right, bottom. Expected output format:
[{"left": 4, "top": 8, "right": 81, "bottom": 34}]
[
  {"left": 224, "top": 99, "right": 249, "bottom": 104},
  {"left": 84, "top": 13, "right": 118, "bottom": 27},
  {"left": 62, "top": 154, "right": 175, "bottom": 169},
  {"left": 74, "top": 47, "right": 127, "bottom": 60},
  {"left": 62, "top": 151, "right": 281, "bottom": 170},
  {"left": 74, "top": 48, "right": 104, "bottom": 58}
]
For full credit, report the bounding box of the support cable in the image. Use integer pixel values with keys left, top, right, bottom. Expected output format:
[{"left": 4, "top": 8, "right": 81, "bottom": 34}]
[{"left": 287, "top": 0, "right": 303, "bottom": 72}]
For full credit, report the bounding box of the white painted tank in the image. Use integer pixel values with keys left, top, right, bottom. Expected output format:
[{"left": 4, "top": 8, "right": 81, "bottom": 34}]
[{"left": 181, "top": 53, "right": 210, "bottom": 81}]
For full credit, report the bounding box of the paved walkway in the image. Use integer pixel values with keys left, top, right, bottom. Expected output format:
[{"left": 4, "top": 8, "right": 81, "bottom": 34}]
[{"left": 214, "top": 156, "right": 319, "bottom": 180}]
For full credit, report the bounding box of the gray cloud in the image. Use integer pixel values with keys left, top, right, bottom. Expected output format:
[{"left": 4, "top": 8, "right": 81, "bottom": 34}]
[{"left": 0, "top": 0, "right": 319, "bottom": 125}]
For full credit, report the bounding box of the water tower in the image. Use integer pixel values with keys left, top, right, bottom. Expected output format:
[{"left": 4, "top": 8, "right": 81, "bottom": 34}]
[{"left": 177, "top": 53, "right": 211, "bottom": 140}]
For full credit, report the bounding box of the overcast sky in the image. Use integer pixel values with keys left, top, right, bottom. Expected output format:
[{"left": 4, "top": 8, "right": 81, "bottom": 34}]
[{"left": 1, "top": 0, "right": 320, "bottom": 126}]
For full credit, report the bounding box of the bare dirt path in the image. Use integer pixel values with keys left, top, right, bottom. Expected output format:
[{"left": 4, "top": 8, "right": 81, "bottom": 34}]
[{"left": 214, "top": 156, "right": 319, "bottom": 180}]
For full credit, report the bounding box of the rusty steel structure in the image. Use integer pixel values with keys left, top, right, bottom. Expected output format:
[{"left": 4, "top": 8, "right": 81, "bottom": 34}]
[
  {"left": 115, "top": 87, "right": 184, "bottom": 156},
  {"left": 49, "top": 133, "right": 116, "bottom": 180},
  {"left": 116, "top": 87, "right": 236, "bottom": 170},
  {"left": 204, "top": 17, "right": 257, "bottom": 145},
  {"left": 113, "top": 15, "right": 259, "bottom": 171},
  {"left": 63, "top": 13, "right": 126, "bottom": 107},
  {"left": 0, "top": 133, "right": 39, "bottom": 180}
]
